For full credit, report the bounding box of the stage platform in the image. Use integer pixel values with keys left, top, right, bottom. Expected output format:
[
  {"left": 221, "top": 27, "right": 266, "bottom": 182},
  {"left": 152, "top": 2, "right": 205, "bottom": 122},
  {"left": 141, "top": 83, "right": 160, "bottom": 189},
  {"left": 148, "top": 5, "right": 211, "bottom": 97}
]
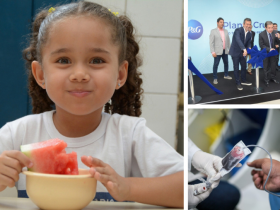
[{"left": 188, "top": 68, "right": 280, "bottom": 104}]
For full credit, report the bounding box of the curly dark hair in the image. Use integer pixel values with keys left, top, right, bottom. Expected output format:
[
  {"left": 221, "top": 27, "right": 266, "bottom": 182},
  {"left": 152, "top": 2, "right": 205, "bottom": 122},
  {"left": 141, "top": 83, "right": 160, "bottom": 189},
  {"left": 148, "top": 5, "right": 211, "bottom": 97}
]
[{"left": 22, "top": 1, "right": 143, "bottom": 117}]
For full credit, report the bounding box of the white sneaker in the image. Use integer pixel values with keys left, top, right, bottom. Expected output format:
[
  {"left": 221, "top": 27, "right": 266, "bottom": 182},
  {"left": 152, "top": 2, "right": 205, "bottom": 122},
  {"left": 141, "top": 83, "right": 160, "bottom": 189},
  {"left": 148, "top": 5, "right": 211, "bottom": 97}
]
[
  {"left": 224, "top": 76, "right": 232, "bottom": 80},
  {"left": 213, "top": 79, "right": 218, "bottom": 84},
  {"left": 241, "top": 82, "right": 252, "bottom": 86}
]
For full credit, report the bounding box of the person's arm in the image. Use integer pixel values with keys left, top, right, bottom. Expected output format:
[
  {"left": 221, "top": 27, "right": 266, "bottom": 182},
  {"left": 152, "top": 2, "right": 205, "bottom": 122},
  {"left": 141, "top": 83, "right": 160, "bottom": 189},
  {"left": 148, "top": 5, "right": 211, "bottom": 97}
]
[
  {"left": 82, "top": 119, "right": 184, "bottom": 208},
  {"left": 273, "top": 32, "right": 280, "bottom": 47},
  {"left": 209, "top": 30, "right": 215, "bottom": 52},
  {"left": 209, "top": 30, "right": 216, "bottom": 57},
  {"left": 0, "top": 150, "right": 33, "bottom": 191},
  {"left": 126, "top": 171, "right": 183, "bottom": 207},
  {"left": 247, "top": 158, "right": 280, "bottom": 192},
  {"left": 227, "top": 30, "right": 231, "bottom": 50},
  {"left": 0, "top": 124, "right": 33, "bottom": 192},
  {"left": 234, "top": 28, "right": 246, "bottom": 50},
  {"left": 188, "top": 138, "right": 200, "bottom": 171},
  {"left": 251, "top": 32, "right": 255, "bottom": 48},
  {"left": 81, "top": 156, "right": 183, "bottom": 207}
]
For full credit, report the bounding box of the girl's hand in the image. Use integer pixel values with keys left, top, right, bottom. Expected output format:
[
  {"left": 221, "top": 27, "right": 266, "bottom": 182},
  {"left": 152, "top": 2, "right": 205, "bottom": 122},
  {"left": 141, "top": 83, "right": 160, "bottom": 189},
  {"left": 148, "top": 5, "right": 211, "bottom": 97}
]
[
  {"left": 0, "top": 151, "right": 33, "bottom": 189},
  {"left": 81, "top": 156, "right": 130, "bottom": 201}
]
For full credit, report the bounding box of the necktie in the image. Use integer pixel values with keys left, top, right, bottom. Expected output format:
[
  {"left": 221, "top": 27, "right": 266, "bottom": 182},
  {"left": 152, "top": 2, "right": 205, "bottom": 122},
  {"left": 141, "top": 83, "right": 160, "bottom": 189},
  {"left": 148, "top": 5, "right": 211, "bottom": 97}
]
[{"left": 269, "top": 33, "right": 273, "bottom": 48}]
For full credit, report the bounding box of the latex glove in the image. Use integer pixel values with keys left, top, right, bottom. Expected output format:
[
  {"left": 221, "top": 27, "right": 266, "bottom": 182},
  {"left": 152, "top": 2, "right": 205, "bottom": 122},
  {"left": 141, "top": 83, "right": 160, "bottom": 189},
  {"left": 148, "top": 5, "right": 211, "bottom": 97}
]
[
  {"left": 191, "top": 151, "right": 223, "bottom": 188},
  {"left": 188, "top": 183, "right": 212, "bottom": 209},
  {"left": 192, "top": 151, "right": 242, "bottom": 189}
]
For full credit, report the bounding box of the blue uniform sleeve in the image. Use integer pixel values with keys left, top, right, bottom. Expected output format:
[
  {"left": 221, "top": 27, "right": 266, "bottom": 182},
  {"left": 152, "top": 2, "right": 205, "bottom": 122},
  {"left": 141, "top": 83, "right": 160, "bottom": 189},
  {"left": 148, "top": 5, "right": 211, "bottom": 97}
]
[{"left": 269, "top": 192, "right": 280, "bottom": 210}]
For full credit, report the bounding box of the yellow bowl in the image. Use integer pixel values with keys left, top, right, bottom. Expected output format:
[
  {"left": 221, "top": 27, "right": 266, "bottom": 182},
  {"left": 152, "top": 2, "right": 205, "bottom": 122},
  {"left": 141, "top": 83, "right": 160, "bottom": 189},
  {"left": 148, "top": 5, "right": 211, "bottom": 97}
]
[{"left": 23, "top": 168, "right": 97, "bottom": 210}]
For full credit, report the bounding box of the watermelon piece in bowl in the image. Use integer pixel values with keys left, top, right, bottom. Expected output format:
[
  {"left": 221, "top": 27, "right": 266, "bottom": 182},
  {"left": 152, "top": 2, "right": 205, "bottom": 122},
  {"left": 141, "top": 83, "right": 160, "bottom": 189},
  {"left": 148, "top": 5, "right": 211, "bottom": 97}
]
[{"left": 20, "top": 138, "right": 78, "bottom": 175}]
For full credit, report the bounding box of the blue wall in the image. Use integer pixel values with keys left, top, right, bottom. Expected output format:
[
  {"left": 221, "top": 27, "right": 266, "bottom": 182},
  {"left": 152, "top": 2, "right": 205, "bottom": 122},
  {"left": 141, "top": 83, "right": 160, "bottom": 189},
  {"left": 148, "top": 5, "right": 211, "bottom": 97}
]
[
  {"left": 0, "top": 0, "right": 75, "bottom": 128},
  {"left": 188, "top": 0, "right": 280, "bottom": 74}
]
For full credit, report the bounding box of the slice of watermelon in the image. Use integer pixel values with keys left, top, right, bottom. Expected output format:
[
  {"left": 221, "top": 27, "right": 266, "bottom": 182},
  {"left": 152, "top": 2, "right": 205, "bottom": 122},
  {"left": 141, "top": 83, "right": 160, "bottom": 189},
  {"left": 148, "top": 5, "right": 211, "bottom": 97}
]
[{"left": 20, "top": 139, "right": 79, "bottom": 175}]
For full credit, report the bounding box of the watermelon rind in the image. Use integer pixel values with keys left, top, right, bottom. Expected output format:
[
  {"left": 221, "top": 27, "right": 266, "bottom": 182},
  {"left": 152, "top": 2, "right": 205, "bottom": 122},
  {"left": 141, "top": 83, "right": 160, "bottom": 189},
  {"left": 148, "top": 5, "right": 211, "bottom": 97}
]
[
  {"left": 20, "top": 144, "right": 33, "bottom": 171},
  {"left": 20, "top": 144, "right": 32, "bottom": 157}
]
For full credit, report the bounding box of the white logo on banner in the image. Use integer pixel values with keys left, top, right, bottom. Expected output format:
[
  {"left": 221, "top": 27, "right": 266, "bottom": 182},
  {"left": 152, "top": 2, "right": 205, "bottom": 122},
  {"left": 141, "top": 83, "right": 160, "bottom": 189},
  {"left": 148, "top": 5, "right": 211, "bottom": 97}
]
[{"left": 189, "top": 26, "right": 201, "bottom": 33}]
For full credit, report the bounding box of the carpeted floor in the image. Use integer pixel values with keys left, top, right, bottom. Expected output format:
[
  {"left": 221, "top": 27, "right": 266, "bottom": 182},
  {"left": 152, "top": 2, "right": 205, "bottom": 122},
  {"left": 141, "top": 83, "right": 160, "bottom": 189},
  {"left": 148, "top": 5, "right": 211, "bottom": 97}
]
[{"left": 188, "top": 68, "right": 280, "bottom": 104}]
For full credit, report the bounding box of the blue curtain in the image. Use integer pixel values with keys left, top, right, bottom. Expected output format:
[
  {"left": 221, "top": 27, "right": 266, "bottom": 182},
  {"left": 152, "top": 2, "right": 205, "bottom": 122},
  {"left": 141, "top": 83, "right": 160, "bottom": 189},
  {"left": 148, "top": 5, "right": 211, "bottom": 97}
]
[{"left": 0, "top": 0, "right": 75, "bottom": 128}]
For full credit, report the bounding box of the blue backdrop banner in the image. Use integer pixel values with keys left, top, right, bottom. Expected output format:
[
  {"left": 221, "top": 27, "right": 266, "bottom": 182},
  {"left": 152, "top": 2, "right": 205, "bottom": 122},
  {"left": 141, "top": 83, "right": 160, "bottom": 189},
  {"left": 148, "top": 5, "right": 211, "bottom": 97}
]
[{"left": 188, "top": 0, "right": 280, "bottom": 75}]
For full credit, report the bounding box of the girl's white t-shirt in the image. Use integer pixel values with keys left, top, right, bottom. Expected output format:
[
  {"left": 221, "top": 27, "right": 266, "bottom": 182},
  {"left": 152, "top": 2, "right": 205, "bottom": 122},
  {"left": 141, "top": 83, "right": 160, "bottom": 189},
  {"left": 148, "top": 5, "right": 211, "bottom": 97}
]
[{"left": 0, "top": 110, "right": 183, "bottom": 199}]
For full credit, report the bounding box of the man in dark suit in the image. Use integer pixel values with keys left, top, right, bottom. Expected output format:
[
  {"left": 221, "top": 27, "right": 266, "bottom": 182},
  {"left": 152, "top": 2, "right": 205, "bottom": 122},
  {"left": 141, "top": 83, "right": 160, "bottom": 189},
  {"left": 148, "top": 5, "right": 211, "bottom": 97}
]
[
  {"left": 246, "top": 25, "right": 255, "bottom": 75},
  {"left": 259, "top": 21, "right": 280, "bottom": 87},
  {"left": 273, "top": 23, "right": 280, "bottom": 71},
  {"left": 229, "top": 18, "right": 252, "bottom": 90}
]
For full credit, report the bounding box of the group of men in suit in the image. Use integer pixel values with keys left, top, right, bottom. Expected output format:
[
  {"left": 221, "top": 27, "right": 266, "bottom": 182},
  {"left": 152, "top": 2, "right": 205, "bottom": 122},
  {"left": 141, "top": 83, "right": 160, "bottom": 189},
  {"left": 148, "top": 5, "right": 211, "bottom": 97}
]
[{"left": 209, "top": 18, "right": 280, "bottom": 90}]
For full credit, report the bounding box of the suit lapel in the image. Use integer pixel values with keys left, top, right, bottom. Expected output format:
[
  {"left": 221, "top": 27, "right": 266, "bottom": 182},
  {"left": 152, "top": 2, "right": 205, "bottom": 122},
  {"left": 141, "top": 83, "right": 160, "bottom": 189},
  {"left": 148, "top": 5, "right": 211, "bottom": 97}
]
[{"left": 240, "top": 27, "right": 245, "bottom": 43}]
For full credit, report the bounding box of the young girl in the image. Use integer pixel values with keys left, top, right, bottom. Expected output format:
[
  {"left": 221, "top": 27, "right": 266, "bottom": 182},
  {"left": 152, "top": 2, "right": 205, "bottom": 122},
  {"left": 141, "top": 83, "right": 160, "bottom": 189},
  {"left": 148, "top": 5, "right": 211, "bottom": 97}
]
[{"left": 0, "top": 1, "right": 183, "bottom": 207}]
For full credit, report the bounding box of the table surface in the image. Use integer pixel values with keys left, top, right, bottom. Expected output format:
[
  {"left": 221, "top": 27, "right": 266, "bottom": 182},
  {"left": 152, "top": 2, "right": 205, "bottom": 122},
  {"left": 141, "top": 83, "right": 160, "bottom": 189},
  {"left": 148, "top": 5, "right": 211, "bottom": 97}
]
[{"left": 0, "top": 197, "right": 183, "bottom": 210}]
